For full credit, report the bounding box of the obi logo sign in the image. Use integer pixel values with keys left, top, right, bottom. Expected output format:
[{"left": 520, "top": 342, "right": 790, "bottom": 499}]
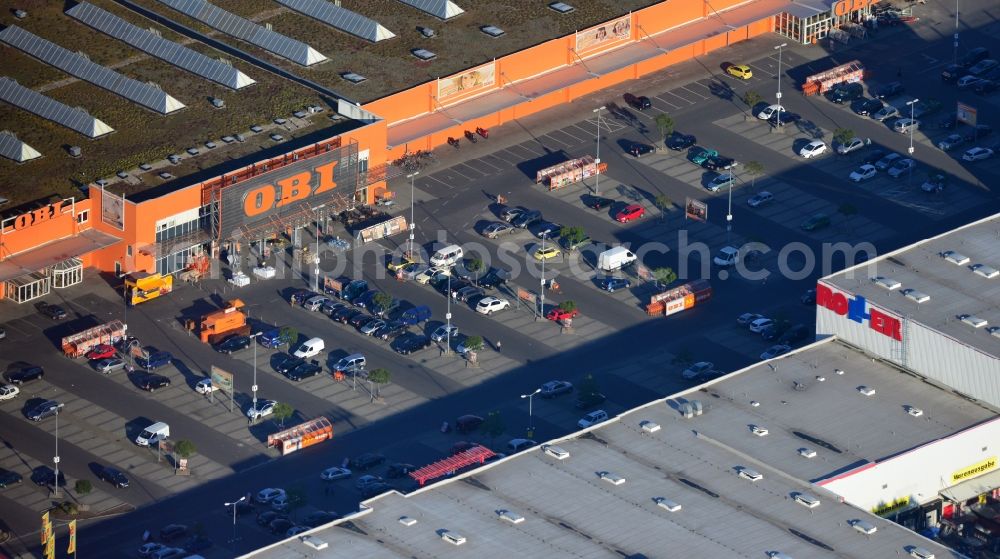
[
  {"left": 242, "top": 160, "right": 338, "bottom": 218},
  {"left": 834, "top": 0, "right": 879, "bottom": 17},
  {"left": 816, "top": 284, "right": 902, "bottom": 341}
]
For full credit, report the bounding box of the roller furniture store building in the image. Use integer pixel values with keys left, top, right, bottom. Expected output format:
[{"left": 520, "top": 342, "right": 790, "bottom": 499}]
[{"left": 0, "top": 0, "right": 885, "bottom": 302}]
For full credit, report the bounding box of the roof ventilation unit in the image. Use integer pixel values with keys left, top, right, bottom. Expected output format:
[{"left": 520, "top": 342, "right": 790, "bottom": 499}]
[
  {"left": 908, "top": 546, "right": 935, "bottom": 559},
  {"left": 398, "top": 516, "right": 417, "bottom": 526},
  {"left": 958, "top": 314, "right": 987, "bottom": 328},
  {"left": 542, "top": 444, "right": 570, "bottom": 460},
  {"left": 792, "top": 492, "right": 820, "bottom": 508},
  {"left": 549, "top": 2, "right": 575, "bottom": 13},
  {"left": 655, "top": 497, "right": 681, "bottom": 512},
  {"left": 971, "top": 264, "right": 999, "bottom": 279},
  {"left": 851, "top": 519, "right": 877, "bottom": 534},
  {"left": 989, "top": 326, "right": 1000, "bottom": 339},
  {"left": 680, "top": 403, "right": 693, "bottom": 418},
  {"left": 905, "top": 406, "right": 923, "bottom": 417},
  {"left": 301, "top": 536, "right": 328, "bottom": 550},
  {"left": 598, "top": 471, "right": 626, "bottom": 485},
  {"left": 750, "top": 425, "right": 769, "bottom": 437},
  {"left": 481, "top": 25, "right": 505, "bottom": 37},
  {"left": 497, "top": 509, "right": 524, "bottom": 524},
  {"left": 798, "top": 448, "right": 817, "bottom": 458},
  {"left": 640, "top": 420, "right": 660, "bottom": 433},
  {"left": 941, "top": 250, "right": 970, "bottom": 265},
  {"left": 341, "top": 72, "right": 367, "bottom": 84},
  {"left": 441, "top": 531, "right": 466, "bottom": 545},
  {"left": 901, "top": 289, "right": 930, "bottom": 303},
  {"left": 418, "top": 26, "right": 436, "bottom": 38},
  {"left": 872, "top": 276, "right": 901, "bottom": 290},
  {"left": 857, "top": 386, "right": 876, "bottom": 397},
  {"left": 412, "top": 48, "right": 437, "bottom": 60}
]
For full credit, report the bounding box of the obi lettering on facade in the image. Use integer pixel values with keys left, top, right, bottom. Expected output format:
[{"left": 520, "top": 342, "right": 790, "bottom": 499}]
[
  {"left": 242, "top": 159, "right": 338, "bottom": 218},
  {"left": 833, "top": 0, "right": 879, "bottom": 18},
  {"left": 816, "top": 283, "right": 902, "bottom": 341}
]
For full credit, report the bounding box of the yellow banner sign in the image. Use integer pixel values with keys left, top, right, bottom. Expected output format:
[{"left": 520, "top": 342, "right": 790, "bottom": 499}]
[
  {"left": 952, "top": 456, "right": 997, "bottom": 483},
  {"left": 41, "top": 511, "right": 51, "bottom": 545},
  {"left": 68, "top": 519, "right": 77, "bottom": 554},
  {"left": 872, "top": 496, "right": 909, "bottom": 516}
]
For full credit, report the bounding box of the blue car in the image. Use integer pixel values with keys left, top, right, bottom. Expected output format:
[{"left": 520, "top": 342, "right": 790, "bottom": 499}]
[
  {"left": 600, "top": 277, "right": 631, "bottom": 293},
  {"left": 353, "top": 289, "right": 378, "bottom": 309}
]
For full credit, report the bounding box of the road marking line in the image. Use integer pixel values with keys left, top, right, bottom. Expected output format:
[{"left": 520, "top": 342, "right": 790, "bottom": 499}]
[
  {"left": 653, "top": 94, "right": 681, "bottom": 109},
  {"left": 662, "top": 90, "right": 696, "bottom": 104}
]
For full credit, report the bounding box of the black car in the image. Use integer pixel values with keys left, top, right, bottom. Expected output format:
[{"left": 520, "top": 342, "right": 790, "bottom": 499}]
[
  {"left": 872, "top": 81, "right": 904, "bottom": 99},
  {"left": 575, "top": 392, "right": 607, "bottom": 409},
  {"left": 360, "top": 482, "right": 392, "bottom": 499},
  {"left": 761, "top": 322, "right": 791, "bottom": 341},
  {"left": 225, "top": 500, "right": 254, "bottom": 517},
  {"left": 0, "top": 468, "right": 23, "bottom": 488},
  {"left": 958, "top": 47, "right": 990, "bottom": 68},
  {"left": 511, "top": 209, "right": 542, "bottom": 229},
  {"left": 498, "top": 205, "right": 527, "bottom": 223},
  {"left": 287, "top": 361, "right": 322, "bottom": 381},
  {"left": 350, "top": 453, "right": 386, "bottom": 470},
  {"left": 181, "top": 536, "right": 212, "bottom": 553},
  {"left": 26, "top": 400, "right": 63, "bottom": 421},
  {"left": 386, "top": 463, "right": 417, "bottom": 479},
  {"left": 333, "top": 307, "right": 360, "bottom": 324},
  {"left": 976, "top": 79, "right": 1000, "bottom": 95},
  {"left": 623, "top": 92, "right": 651, "bottom": 110},
  {"left": 455, "top": 286, "right": 484, "bottom": 303},
  {"left": 585, "top": 196, "right": 616, "bottom": 210},
  {"left": 375, "top": 320, "right": 407, "bottom": 341},
  {"left": 779, "top": 324, "right": 810, "bottom": 345},
  {"left": 393, "top": 333, "right": 431, "bottom": 355},
  {"left": 801, "top": 289, "right": 816, "bottom": 305},
  {"left": 478, "top": 268, "right": 510, "bottom": 290},
  {"left": 303, "top": 511, "right": 340, "bottom": 528},
  {"left": 159, "top": 524, "right": 189, "bottom": 542},
  {"left": 825, "top": 82, "right": 863, "bottom": 103},
  {"left": 768, "top": 111, "right": 801, "bottom": 125},
  {"left": 665, "top": 132, "right": 696, "bottom": 151},
  {"left": 965, "top": 124, "right": 994, "bottom": 141},
  {"left": 213, "top": 335, "right": 251, "bottom": 354},
  {"left": 861, "top": 149, "right": 888, "bottom": 166},
  {"left": 35, "top": 301, "right": 67, "bottom": 319},
  {"left": 455, "top": 414, "right": 484, "bottom": 434},
  {"left": 703, "top": 155, "right": 736, "bottom": 170},
  {"left": 4, "top": 362, "right": 44, "bottom": 385},
  {"left": 256, "top": 511, "right": 282, "bottom": 526},
  {"left": 275, "top": 354, "right": 305, "bottom": 374},
  {"left": 349, "top": 313, "right": 376, "bottom": 329},
  {"left": 269, "top": 518, "right": 294, "bottom": 535},
  {"left": 321, "top": 301, "right": 346, "bottom": 316},
  {"left": 629, "top": 143, "right": 655, "bottom": 157},
  {"left": 139, "top": 373, "right": 171, "bottom": 392},
  {"left": 98, "top": 466, "right": 129, "bottom": 488},
  {"left": 851, "top": 97, "right": 883, "bottom": 116},
  {"left": 31, "top": 467, "right": 65, "bottom": 488},
  {"left": 941, "top": 64, "right": 968, "bottom": 83}
]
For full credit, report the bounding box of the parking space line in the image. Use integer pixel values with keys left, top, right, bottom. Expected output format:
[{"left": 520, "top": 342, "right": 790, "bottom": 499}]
[
  {"left": 652, "top": 94, "right": 681, "bottom": 109},
  {"left": 662, "top": 90, "right": 697, "bottom": 105},
  {"left": 493, "top": 149, "right": 524, "bottom": 164},
  {"left": 539, "top": 132, "right": 574, "bottom": 148},
  {"left": 557, "top": 126, "right": 589, "bottom": 143},
  {"left": 551, "top": 128, "right": 585, "bottom": 145},
  {"left": 463, "top": 161, "right": 498, "bottom": 175},
  {"left": 748, "top": 63, "right": 776, "bottom": 78}
]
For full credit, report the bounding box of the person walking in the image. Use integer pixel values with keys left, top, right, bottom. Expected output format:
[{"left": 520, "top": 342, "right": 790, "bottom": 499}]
[{"left": 495, "top": 340, "right": 502, "bottom": 352}]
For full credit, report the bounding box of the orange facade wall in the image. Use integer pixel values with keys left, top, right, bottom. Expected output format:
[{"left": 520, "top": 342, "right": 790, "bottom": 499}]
[{"left": 365, "top": 84, "right": 433, "bottom": 127}]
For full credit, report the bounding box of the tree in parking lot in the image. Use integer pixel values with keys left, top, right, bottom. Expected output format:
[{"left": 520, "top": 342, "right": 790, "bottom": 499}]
[
  {"left": 654, "top": 113, "right": 675, "bottom": 141},
  {"left": 558, "top": 300, "right": 577, "bottom": 313},
  {"left": 372, "top": 292, "right": 393, "bottom": 316},
  {"left": 463, "top": 335, "right": 484, "bottom": 354},
  {"left": 466, "top": 257, "right": 484, "bottom": 284},
  {"left": 74, "top": 480, "right": 92, "bottom": 495},
  {"left": 654, "top": 194, "right": 672, "bottom": 221},
  {"left": 653, "top": 267, "right": 677, "bottom": 288},
  {"left": 278, "top": 326, "right": 298, "bottom": 347},
  {"left": 744, "top": 161, "right": 765, "bottom": 191},
  {"left": 833, "top": 127, "right": 855, "bottom": 148},
  {"left": 479, "top": 410, "right": 506, "bottom": 449},
  {"left": 272, "top": 402, "right": 294, "bottom": 427},
  {"left": 742, "top": 90, "right": 763, "bottom": 109},
  {"left": 578, "top": 373, "right": 601, "bottom": 402},
  {"left": 838, "top": 203, "right": 858, "bottom": 217},
  {"left": 174, "top": 439, "right": 196, "bottom": 459},
  {"left": 559, "top": 226, "right": 587, "bottom": 249},
  {"left": 367, "top": 368, "right": 391, "bottom": 399},
  {"left": 286, "top": 485, "right": 307, "bottom": 511}
]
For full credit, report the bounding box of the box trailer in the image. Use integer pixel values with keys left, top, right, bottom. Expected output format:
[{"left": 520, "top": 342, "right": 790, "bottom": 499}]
[
  {"left": 61, "top": 320, "right": 127, "bottom": 358},
  {"left": 536, "top": 156, "right": 608, "bottom": 191},
  {"left": 646, "top": 280, "right": 712, "bottom": 316}
]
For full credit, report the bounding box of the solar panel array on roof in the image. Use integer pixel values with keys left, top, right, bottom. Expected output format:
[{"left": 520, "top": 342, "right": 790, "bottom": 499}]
[
  {"left": 276, "top": 0, "right": 396, "bottom": 42},
  {"left": 0, "top": 130, "right": 42, "bottom": 163},
  {"left": 156, "top": 0, "right": 327, "bottom": 66},
  {"left": 396, "top": 0, "right": 465, "bottom": 20},
  {"left": 67, "top": 2, "right": 255, "bottom": 90},
  {"left": 0, "top": 25, "right": 184, "bottom": 114},
  {"left": 0, "top": 77, "right": 115, "bottom": 138}
]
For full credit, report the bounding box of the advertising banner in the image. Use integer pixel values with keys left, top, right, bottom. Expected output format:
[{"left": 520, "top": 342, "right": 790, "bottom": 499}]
[
  {"left": 100, "top": 186, "right": 125, "bottom": 230},
  {"left": 41, "top": 511, "right": 50, "bottom": 545},
  {"left": 210, "top": 365, "right": 234, "bottom": 395},
  {"left": 437, "top": 61, "right": 496, "bottom": 102},
  {"left": 951, "top": 456, "right": 997, "bottom": 484},
  {"left": 517, "top": 288, "right": 536, "bottom": 304},
  {"left": 956, "top": 102, "right": 977, "bottom": 126},
  {"left": 576, "top": 15, "right": 632, "bottom": 56},
  {"left": 68, "top": 519, "right": 76, "bottom": 554},
  {"left": 357, "top": 216, "right": 408, "bottom": 244},
  {"left": 219, "top": 143, "right": 358, "bottom": 241},
  {"left": 685, "top": 198, "right": 707, "bottom": 222}
]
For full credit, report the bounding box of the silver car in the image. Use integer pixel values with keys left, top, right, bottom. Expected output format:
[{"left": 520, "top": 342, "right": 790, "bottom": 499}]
[
  {"left": 482, "top": 221, "right": 513, "bottom": 239},
  {"left": 93, "top": 358, "right": 126, "bottom": 374},
  {"left": 871, "top": 105, "right": 899, "bottom": 122},
  {"left": 360, "top": 319, "right": 385, "bottom": 336}
]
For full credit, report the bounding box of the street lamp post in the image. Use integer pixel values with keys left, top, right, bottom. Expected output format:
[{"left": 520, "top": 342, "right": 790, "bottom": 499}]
[
  {"left": 53, "top": 406, "right": 62, "bottom": 497},
  {"left": 520, "top": 388, "right": 542, "bottom": 432},
  {"left": 593, "top": 106, "right": 605, "bottom": 196},
  {"left": 953, "top": 0, "right": 960, "bottom": 65},
  {"left": 774, "top": 43, "right": 787, "bottom": 127},
  {"left": 538, "top": 233, "right": 547, "bottom": 321},
  {"left": 445, "top": 273, "right": 452, "bottom": 354},
  {"left": 224, "top": 495, "right": 246, "bottom": 554},
  {"left": 250, "top": 331, "right": 262, "bottom": 417},
  {"left": 726, "top": 167, "right": 734, "bottom": 243},
  {"left": 906, "top": 98, "right": 919, "bottom": 185},
  {"left": 406, "top": 172, "right": 419, "bottom": 259},
  {"left": 311, "top": 205, "right": 324, "bottom": 291}
]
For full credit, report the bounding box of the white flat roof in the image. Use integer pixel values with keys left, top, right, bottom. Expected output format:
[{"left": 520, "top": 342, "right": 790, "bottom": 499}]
[{"left": 244, "top": 339, "right": 990, "bottom": 559}]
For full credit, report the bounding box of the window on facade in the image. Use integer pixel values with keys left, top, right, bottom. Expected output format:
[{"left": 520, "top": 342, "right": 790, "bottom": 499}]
[
  {"left": 155, "top": 205, "right": 211, "bottom": 243},
  {"left": 76, "top": 210, "right": 89, "bottom": 224},
  {"left": 127, "top": 245, "right": 133, "bottom": 257}
]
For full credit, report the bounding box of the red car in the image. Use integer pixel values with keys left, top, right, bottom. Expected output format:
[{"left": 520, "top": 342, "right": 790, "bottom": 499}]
[
  {"left": 85, "top": 344, "right": 117, "bottom": 360},
  {"left": 615, "top": 204, "right": 645, "bottom": 223},
  {"left": 546, "top": 308, "right": 580, "bottom": 322}
]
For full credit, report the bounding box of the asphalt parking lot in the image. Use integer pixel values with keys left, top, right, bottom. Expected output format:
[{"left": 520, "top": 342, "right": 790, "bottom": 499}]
[{"left": 3, "top": 1, "right": 1000, "bottom": 556}]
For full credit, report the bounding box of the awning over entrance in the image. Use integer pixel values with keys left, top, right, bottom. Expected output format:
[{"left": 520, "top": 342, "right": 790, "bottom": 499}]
[
  {"left": 387, "top": 0, "right": 793, "bottom": 147},
  {"left": 0, "top": 228, "right": 121, "bottom": 282},
  {"left": 940, "top": 468, "right": 1000, "bottom": 503}
]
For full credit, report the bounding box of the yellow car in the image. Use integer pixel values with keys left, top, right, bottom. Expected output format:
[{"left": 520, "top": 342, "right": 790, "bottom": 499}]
[
  {"left": 726, "top": 64, "right": 752, "bottom": 80},
  {"left": 534, "top": 246, "right": 562, "bottom": 261},
  {"left": 387, "top": 256, "right": 415, "bottom": 272}
]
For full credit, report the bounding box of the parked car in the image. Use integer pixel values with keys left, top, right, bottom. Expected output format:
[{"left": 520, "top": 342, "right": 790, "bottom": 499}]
[
  {"left": 393, "top": 333, "right": 432, "bottom": 355},
  {"left": 836, "top": 137, "right": 868, "bottom": 154},
  {"left": 768, "top": 111, "right": 801, "bottom": 126},
  {"left": 256, "top": 488, "right": 286, "bottom": 504},
  {"left": 887, "top": 158, "right": 917, "bottom": 178},
  {"left": 540, "top": 380, "right": 573, "bottom": 398},
  {"left": 0, "top": 468, "right": 22, "bottom": 488},
  {"left": 801, "top": 213, "right": 831, "bottom": 231},
  {"left": 92, "top": 358, "right": 126, "bottom": 374},
  {"left": 704, "top": 155, "right": 737, "bottom": 170},
  {"left": 779, "top": 324, "right": 810, "bottom": 344},
  {"left": 431, "top": 325, "right": 458, "bottom": 342},
  {"left": 940, "top": 64, "right": 968, "bottom": 83},
  {"left": 286, "top": 361, "right": 322, "bottom": 381},
  {"left": 725, "top": 64, "right": 753, "bottom": 80},
  {"left": 320, "top": 466, "right": 352, "bottom": 481},
  {"left": 246, "top": 400, "right": 277, "bottom": 420},
  {"left": 974, "top": 79, "right": 999, "bottom": 94},
  {"left": 482, "top": 221, "right": 514, "bottom": 239},
  {"left": 360, "top": 482, "right": 392, "bottom": 499},
  {"left": 600, "top": 277, "right": 631, "bottom": 292},
  {"left": 629, "top": 143, "right": 655, "bottom": 157},
  {"left": 958, "top": 47, "right": 990, "bottom": 68},
  {"left": 920, "top": 173, "right": 948, "bottom": 193},
  {"left": 851, "top": 98, "right": 882, "bottom": 116},
  {"left": 546, "top": 308, "right": 579, "bottom": 322},
  {"left": 508, "top": 438, "right": 538, "bottom": 452},
  {"left": 871, "top": 105, "right": 899, "bottom": 121},
  {"left": 892, "top": 118, "right": 920, "bottom": 134},
  {"left": 97, "top": 466, "right": 129, "bottom": 488},
  {"left": 478, "top": 268, "right": 510, "bottom": 290},
  {"left": 476, "top": 296, "right": 510, "bottom": 315},
  {"left": 746, "top": 191, "right": 774, "bottom": 208},
  {"left": 534, "top": 221, "right": 562, "bottom": 239},
  {"left": 798, "top": 140, "right": 827, "bottom": 158},
  {"left": 623, "top": 92, "right": 651, "bottom": 110},
  {"left": 350, "top": 453, "right": 386, "bottom": 470},
  {"left": 737, "top": 313, "right": 764, "bottom": 326},
  {"left": 937, "top": 134, "right": 966, "bottom": 151},
  {"left": 376, "top": 320, "right": 408, "bottom": 341},
  {"left": 825, "top": 82, "right": 863, "bottom": 103},
  {"left": 499, "top": 206, "right": 527, "bottom": 223},
  {"left": 158, "top": 524, "right": 189, "bottom": 542},
  {"left": 760, "top": 344, "right": 792, "bottom": 360},
  {"left": 138, "top": 373, "right": 171, "bottom": 392},
  {"left": 665, "top": 132, "right": 696, "bottom": 150},
  {"left": 0, "top": 384, "right": 20, "bottom": 401},
  {"left": 957, "top": 74, "right": 985, "bottom": 89},
  {"left": 849, "top": 164, "right": 877, "bottom": 182},
  {"left": 585, "top": 196, "right": 616, "bottom": 210},
  {"left": 511, "top": 209, "right": 543, "bottom": 229},
  {"left": 4, "top": 362, "right": 44, "bottom": 385},
  {"left": 533, "top": 245, "right": 561, "bottom": 260},
  {"left": 707, "top": 173, "right": 734, "bottom": 192},
  {"left": 359, "top": 319, "right": 385, "bottom": 336},
  {"left": 681, "top": 361, "right": 715, "bottom": 379},
  {"left": 213, "top": 334, "right": 251, "bottom": 354},
  {"left": 963, "top": 147, "right": 994, "bottom": 161},
  {"left": 872, "top": 81, "right": 904, "bottom": 99},
  {"left": 756, "top": 104, "right": 784, "bottom": 120},
  {"left": 26, "top": 399, "right": 62, "bottom": 421},
  {"left": 614, "top": 204, "right": 645, "bottom": 222},
  {"left": 688, "top": 146, "right": 718, "bottom": 166},
  {"left": 136, "top": 351, "right": 172, "bottom": 370},
  {"left": 577, "top": 410, "right": 609, "bottom": 428},
  {"left": 35, "top": 301, "right": 67, "bottom": 319},
  {"left": 456, "top": 414, "right": 484, "bottom": 434},
  {"left": 874, "top": 152, "right": 902, "bottom": 171},
  {"left": 85, "top": 344, "right": 117, "bottom": 360}
]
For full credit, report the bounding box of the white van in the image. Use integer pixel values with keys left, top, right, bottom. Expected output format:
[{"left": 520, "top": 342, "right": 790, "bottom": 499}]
[
  {"left": 332, "top": 353, "right": 366, "bottom": 374},
  {"left": 136, "top": 421, "right": 170, "bottom": 446},
  {"left": 597, "top": 247, "right": 637, "bottom": 271},
  {"left": 294, "top": 337, "right": 325, "bottom": 358},
  {"left": 430, "top": 244, "right": 463, "bottom": 267}
]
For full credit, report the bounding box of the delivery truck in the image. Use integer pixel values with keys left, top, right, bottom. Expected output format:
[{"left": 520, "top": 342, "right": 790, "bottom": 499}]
[{"left": 597, "top": 247, "right": 637, "bottom": 271}]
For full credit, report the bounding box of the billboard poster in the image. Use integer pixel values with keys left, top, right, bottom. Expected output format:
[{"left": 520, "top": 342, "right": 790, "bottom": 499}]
[
  {"left": 685, "top": 198, "right": 707, "bottom": 222},
  {"left": 576, "top": 15, "right": 632, "bottom": 55},
  {"left": 219, "top": 143, "right": 358, "bottom": 241},
  {"left": 437, "top": 61, "right": 496, "bottom": 102},
  {"left": 956, "top": 102, "right": 977, "bottom": 126},
  {"left": 210, "top": 365, "right": 234, "bottom": 394},
  {"left": 101, "top": 186, "right": 125, "bottom": 230}
]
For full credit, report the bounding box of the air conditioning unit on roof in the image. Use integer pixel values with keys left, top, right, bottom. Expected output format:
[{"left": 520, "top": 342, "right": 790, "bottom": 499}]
[{"left": 942, "top": 250, "right": 970, "bottom": 265}]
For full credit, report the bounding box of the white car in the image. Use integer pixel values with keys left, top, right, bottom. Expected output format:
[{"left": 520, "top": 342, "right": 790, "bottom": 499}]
[
  {"left": 749, "top": 317, "right": 774, "bottom": 333},
  {"left": 963, "top": 147, "right": 994, "bottom": 161},
  {"left": 835, "top": 137, "right": 867, "bottom": 154},
  {"left": 475, "top": 296, "right": 510, "bottom": 315},
  {"left": 271, "top": 494, "right": 290, "bottom": 511},
  {"left": 746, "top": 191, "right": 773, "bottom": 208},
  {"left": 713, "top": 246, "right": 739, "bottom": 267},
  {"left": 760, "top": 344, "right": 792, "bottom": 360},
  {"left": 737, "top": 313, "right": 764, "bottom": 326},
  {"left": 138, "top": 543, "right": 167, "bottom": 558},
  {"left": 849, "top": 164, "right": 877, "bottom": 182},
  {"left": 798, "top": 140, "right": 827, "bottom": 158},
  {"left": 194, "top": 378, "right": 218, "bottom": 395},
  {"left": 707, "top": 174, "right": 735, "bottom": 192},
  {"left": 320, "top": 466, "right": 352, "bottom": 481},
  {"left": 756, "top": 104, "right": 784, "bottom": 120},
  {"left": 246, "top": 399, "right": 277, "bottom": 420},
  {"left": 681, "top": 361, "right": 715, "bottom": 380},
  {"left": 887, "top": 158, "right": 916, "bottom": 178},
  {"left": 256, "top": 487, "right": 286, "bottom": 504},
  {"left": 892, "top": 118, "right": 920, "bottom": 134},
  {"left": 415, "top": 266, "right": 450, "bottom": 284},
  {"left": 577, "top": 409, "right": 608, "bottom": 428},
  {"left": 431, "top": 325, "right": 458, "bottom": 342},
  {"left": 303, "top": 295, "right": 329, "bottom": 311},
  {"left": 0, "top": 384, "right": 20, "bottom": 400}
]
